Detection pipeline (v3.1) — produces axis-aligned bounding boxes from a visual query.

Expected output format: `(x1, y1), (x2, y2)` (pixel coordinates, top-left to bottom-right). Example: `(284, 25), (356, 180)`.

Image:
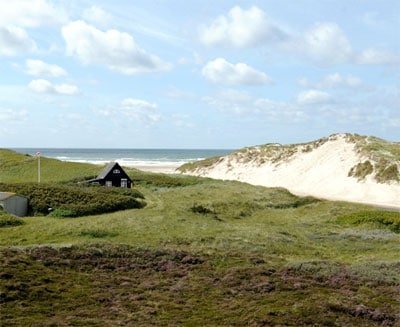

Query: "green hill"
(0, 149), (99, 183)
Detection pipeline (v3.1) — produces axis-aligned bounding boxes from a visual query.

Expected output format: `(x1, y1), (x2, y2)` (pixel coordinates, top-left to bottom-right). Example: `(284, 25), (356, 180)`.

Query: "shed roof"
(0, 192), (16, 201)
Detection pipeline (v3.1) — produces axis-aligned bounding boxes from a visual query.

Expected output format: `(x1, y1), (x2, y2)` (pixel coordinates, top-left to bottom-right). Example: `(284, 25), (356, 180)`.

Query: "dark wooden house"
(88, 162), (132, 188)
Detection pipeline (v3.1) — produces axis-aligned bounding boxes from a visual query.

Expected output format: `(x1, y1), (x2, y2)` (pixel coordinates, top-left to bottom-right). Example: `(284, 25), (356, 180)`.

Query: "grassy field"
(1, 149), (399, 325)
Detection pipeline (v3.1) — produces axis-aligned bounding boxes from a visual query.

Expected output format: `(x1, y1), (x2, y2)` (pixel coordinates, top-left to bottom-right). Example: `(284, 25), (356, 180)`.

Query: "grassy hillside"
(0, 149), (99, 183)
(1, 149), (399, 325)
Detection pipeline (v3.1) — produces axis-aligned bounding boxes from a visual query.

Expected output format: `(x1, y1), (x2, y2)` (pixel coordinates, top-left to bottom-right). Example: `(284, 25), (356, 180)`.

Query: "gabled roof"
(0, 192), (16, 201)
(96, 162), (132, 181)
(97, 162), (118, 179)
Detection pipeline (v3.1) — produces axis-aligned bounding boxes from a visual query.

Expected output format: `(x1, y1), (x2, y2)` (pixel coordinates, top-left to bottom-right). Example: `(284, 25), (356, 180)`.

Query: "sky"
(0, 0), (399, 148)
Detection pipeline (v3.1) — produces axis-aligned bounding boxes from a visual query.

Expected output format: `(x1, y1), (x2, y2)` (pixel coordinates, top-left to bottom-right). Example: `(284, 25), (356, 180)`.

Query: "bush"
(375, 163), (399, 183)
(267, 196), (320, 209)
(0, 211), (25, 227)
(0, 183), (146, 217)
(348, 161), (373, 180)
(79, 229), (118, 238)
(338, 210), (400, 233)
(191, 204), (216, 215)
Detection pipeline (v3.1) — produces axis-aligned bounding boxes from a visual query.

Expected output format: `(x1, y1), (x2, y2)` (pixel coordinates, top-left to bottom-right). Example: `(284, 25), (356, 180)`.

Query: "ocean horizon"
(12, 148), (233, 167)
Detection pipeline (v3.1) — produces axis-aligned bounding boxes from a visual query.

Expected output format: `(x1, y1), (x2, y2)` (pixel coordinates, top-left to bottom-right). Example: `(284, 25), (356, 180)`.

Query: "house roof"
(96, 162), (132, 181)
(97, 162), (117, 179)
(0, 192), (16, 201)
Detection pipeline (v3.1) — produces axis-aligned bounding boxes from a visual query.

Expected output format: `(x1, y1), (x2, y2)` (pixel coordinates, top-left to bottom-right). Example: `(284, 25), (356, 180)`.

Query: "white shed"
(0, 192), (28, 217)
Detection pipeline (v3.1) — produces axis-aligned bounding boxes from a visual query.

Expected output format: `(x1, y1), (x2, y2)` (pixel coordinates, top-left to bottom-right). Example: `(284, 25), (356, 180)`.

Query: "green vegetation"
(0, 183), (145, 217)
(338, 210), (400, 233)
(0, 149), (99, 183)
(0, 149), (399, 325)
(0, 211), (25, 228)
(351, 136), (400, 183)
(375, 162), (399, 183)
(348, 160), (374, 180)
(128, 168), (204, 187)
(177, 156), (223, 173)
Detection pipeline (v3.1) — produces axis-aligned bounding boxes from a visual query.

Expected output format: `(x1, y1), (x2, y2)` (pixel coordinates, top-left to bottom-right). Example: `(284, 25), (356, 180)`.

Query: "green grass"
(0, 149), (99, 183)
(1, 149), (400, 325)
(338, 210), (400, 233)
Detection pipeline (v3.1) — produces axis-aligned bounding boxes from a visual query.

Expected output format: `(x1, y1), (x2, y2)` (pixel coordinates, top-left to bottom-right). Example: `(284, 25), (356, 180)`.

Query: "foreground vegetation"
(0, 183), (145, 217)
(0, 149), (399, 325)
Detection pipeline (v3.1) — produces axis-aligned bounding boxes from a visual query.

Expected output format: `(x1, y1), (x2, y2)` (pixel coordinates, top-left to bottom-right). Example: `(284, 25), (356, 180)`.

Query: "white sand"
(131, 164), (180, 174)
(185, 135), (400, 209)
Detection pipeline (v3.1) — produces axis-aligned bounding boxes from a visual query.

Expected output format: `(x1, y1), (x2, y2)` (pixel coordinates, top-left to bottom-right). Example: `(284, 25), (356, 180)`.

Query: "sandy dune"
(184, 134), (400, 208)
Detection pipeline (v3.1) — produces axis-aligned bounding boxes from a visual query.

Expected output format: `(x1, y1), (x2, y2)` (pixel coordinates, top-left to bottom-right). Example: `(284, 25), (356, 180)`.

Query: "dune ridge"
(180, 133), (400, 208)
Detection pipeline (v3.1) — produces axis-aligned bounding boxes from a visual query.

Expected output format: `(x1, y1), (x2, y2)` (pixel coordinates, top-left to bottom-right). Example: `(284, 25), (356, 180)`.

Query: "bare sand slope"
(182, 134), (400, 208)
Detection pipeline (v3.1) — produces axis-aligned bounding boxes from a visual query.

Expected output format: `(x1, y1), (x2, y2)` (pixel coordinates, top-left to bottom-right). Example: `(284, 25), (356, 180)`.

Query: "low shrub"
(191, 204), (216, 215)
(375, 163), (399, 183)
(267, 196), (320, 209)
(0, 183), (146, 217)
(338, 210), (400, 233)
(0, 211), (25, 227)
(348, 161), (374, 180)
(79, 229), (118, 238)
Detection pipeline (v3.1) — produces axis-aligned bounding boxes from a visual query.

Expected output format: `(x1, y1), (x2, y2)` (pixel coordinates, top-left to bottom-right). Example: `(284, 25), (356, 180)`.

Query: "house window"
(113, 169), (120, 174)
(105, 181), (112, 187)
(121, 179), (128, 188)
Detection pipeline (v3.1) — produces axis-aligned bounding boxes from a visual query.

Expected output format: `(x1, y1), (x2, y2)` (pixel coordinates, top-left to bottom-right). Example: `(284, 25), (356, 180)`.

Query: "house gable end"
(102, 163), (132, 182)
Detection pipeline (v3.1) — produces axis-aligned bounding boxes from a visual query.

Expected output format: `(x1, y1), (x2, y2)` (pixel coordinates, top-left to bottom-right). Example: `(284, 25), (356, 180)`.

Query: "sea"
(12, 148), (233, 168)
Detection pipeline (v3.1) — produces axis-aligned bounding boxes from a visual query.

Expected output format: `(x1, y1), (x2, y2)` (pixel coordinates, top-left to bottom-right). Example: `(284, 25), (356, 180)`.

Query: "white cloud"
(202, 58), (272, 86)
(295, 23), (398, 67)
(301, 23), (353, 64)
(203, 89), (254, 114)
(0, 108), (28, 122)
(356, 48), (400, 65)
(297, 90), (332, 105)
(120, 98), (160, 123)
(62, 20), (171, 75)
(200, 6), (285, 48)
(203, 89), (306, 121)
(28, 79), (79, 96)
(82, 6), (112, 27)
(25, 59), (67, 77)
(0, 26), (37, 56)
(0, 0), (67, 27)
(299, 73), (363, 89)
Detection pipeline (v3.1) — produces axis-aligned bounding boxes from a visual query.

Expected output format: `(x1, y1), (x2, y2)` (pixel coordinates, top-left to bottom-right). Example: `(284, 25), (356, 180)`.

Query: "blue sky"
(0, 0), (399, 148)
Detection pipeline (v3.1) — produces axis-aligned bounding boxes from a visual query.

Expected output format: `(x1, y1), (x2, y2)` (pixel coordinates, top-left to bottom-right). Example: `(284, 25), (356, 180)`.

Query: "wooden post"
(36, 152), (41, 183)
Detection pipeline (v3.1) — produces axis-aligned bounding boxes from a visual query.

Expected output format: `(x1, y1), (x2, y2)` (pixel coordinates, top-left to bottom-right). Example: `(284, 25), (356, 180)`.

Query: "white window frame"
(105, 181), (112, 187)
(113, 169), (120, 174)
(121, 179), (128, 188)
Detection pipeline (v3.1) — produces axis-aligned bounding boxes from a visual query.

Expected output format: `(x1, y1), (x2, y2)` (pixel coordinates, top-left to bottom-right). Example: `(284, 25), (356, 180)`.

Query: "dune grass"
(1, 149), (400, 325)
(0, 149), (99, 183)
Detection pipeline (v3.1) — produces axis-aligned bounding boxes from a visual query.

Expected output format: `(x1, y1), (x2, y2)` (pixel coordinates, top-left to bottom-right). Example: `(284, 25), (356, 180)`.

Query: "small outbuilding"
(88, 162), (133, 188)
(0, 192), (28, 217)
